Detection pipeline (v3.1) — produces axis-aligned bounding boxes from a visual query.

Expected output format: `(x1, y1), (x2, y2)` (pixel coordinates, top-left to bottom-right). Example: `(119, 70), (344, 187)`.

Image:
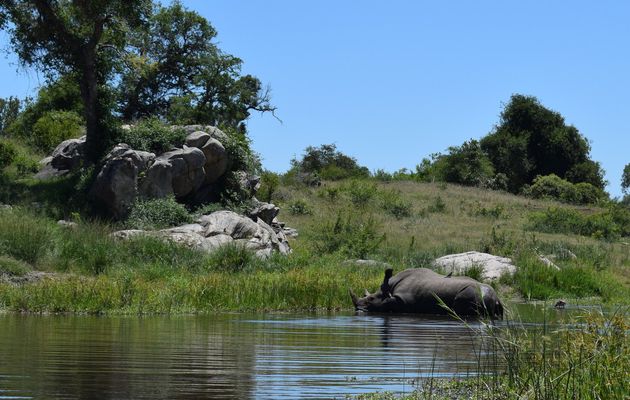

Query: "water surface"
(0, 305), (584, 399)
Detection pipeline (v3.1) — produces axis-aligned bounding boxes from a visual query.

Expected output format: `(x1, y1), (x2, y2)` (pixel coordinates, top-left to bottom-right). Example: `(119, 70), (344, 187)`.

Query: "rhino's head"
(350, 268), (399, 312)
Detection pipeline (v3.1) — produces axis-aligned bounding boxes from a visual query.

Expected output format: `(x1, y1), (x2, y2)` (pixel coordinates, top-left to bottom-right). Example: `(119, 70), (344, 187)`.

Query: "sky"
(1, 1), (629, 197)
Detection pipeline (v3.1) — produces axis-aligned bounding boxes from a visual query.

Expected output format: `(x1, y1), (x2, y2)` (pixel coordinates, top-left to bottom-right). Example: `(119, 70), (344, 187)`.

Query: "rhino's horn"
(364, 289), (370, 297)
(349, 289), (358, 307)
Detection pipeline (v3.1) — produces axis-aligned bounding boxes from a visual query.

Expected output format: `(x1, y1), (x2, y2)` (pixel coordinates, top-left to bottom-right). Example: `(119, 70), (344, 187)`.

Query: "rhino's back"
(389, 268), (483, 314)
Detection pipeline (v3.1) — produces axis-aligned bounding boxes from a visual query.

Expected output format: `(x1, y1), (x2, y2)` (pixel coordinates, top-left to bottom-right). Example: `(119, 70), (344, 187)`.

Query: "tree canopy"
(480, 94), (605, 192)
(1, 0), (152, 161)
(622, 163), (630, 195)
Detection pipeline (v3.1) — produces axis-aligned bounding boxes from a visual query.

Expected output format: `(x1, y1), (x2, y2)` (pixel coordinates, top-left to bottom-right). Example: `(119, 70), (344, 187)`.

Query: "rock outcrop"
(432, 251), (516, 281)
(112, 210), (291, 258)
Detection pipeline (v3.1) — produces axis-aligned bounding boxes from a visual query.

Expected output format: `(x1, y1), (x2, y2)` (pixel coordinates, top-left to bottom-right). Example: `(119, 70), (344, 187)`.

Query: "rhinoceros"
(350, 268), (503, 319)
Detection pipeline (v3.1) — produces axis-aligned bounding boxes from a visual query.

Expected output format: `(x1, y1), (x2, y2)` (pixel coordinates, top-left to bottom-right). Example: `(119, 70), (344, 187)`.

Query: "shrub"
(116, 118), (186, 154)
(313, 211), (385, 258)
(373, 169), (392, 182)
(427, 196), (446, 213)
(31, 110), (83, 152)
(258, 171), (280, 203)
(345, 180), (377, 207)
(379, 190), (412, 219)
(527, 206), (630, 240)
(0, 140), (17, 169)
(524, 174), (604, 205)
(127, 197), (192, 230)
(288, 199), (312, 216)
(291, 143), (369, 181)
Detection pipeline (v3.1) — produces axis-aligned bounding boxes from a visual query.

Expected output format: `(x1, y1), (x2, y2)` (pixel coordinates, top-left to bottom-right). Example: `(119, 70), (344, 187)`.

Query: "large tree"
(118, 1), (275, 132)
(1, 0), (151, 161)
(481, 94), (605, 192)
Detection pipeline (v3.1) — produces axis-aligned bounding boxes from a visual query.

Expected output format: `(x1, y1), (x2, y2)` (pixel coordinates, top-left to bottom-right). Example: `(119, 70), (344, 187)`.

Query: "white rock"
(433, 251), (516, 281)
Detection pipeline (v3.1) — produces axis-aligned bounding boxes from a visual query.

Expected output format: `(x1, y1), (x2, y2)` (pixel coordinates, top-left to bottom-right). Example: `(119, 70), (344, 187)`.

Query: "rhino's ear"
(364, 289), (371, 297)
(349, 289), (359, 307)
(381, 268), (393, 295)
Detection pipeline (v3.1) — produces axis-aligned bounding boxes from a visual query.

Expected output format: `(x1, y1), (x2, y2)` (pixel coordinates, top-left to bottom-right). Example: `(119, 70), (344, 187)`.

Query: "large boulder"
(139, 146), (206, 199)
(432, 251), (516, 281)
(104, 143), (155, 172)
(112, 210), (291, 258)
(185, 131), (228, 184)
(247, 201), (280, 225)
(90, 157), (138, 219)
(235, 171), (261, 197)
(50, 137), (86, 171)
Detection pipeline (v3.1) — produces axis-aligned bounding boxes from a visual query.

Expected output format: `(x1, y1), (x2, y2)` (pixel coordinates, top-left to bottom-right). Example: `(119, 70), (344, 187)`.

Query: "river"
(0, 304), (587, 399)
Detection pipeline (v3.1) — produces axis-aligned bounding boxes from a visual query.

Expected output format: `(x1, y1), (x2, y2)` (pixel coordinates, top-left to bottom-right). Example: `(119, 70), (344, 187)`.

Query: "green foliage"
(258, 171), (280, 203)
(288, 199), (313, 216)
(119, 2), (274, 131)
(220, 127), (261, 173)
(31, 110), (83, 152)
(379, 189), (412, 219)
(481, 94), (606, 192)
(345, 180), (377, 207)
(313, 211), (385, 258)
(527, 206), (630, 240)
(291, 144), (369, 181)
(427, 196), (446, 213)
(523, 174), (605, 205)
(622, 163), (630, 195)
(127, 197), (192, 230)
(0, 96), (22, 136)
(373, 169), (393, 182)
(207, 243), (256, 273)
(0, 208), (53, 265)
(438, 139), (495, 186)
(471, 202), (506, 219)
(0, 139), (17, 169)
(116, 118), (185, 154)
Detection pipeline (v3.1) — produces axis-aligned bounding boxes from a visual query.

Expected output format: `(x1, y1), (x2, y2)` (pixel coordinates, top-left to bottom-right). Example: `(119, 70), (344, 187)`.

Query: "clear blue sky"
(1, 1), (628, 196)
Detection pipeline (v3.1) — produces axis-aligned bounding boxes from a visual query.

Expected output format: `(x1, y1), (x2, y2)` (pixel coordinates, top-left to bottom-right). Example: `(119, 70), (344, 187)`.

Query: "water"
(0, 305), (585, 399)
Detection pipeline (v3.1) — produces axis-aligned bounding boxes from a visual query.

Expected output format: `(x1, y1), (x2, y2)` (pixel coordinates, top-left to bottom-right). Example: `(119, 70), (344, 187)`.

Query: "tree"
(0, 97), (22, 136)
(1, 0), (151, 161)
(118, 1), (274, 132)
(291, 144), (369, 180)
(481, 95), (605, 192)
(438, 139), (495, 186)
(622, 163), (630, 195)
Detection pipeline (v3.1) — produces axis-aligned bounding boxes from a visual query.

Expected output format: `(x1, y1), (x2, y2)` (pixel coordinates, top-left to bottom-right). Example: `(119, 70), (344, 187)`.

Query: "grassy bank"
(1, 179), (629, 313)
(353, 309), (629, 400)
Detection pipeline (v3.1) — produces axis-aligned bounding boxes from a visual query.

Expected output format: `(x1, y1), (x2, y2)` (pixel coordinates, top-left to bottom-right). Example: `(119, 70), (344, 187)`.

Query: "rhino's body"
(351, 268), (503, 319)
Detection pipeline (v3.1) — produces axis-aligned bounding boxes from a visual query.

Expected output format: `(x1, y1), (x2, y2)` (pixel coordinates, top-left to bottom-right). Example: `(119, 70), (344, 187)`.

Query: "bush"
(258, 171), (279, 203)
(373, 169), (392, 182)
(345, 180), (377, 207)
(31, 110), (83, 152)
(291, 143), (369, 181)
(427, 196), (446, 213)
(221, 128), (261, 174)
(527, 206), (630, 240)
(116, 118), (186, 154)
(379, 190), (412, 219)
(0, 140), (17, 169)
(127, 197), (192, 230)
(313, 211), (385, 258)
(524, 174), (604, 205)
(288, 199), (313, 216)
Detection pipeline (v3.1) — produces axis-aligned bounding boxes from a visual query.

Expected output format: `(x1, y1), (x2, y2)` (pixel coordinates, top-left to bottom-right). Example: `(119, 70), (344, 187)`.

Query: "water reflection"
(0, 307), (584, 399)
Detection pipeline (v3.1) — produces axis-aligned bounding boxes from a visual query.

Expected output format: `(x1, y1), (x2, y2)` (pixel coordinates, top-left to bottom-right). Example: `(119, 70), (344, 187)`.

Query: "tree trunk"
(81, 48), (102, 164)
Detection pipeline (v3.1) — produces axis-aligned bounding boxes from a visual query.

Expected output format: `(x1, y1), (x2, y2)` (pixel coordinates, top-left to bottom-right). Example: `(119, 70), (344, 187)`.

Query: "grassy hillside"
(1, 177), (628, 313)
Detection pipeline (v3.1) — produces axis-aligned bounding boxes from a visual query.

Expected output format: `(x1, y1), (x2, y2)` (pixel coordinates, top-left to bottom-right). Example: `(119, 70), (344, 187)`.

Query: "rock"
(50, 137), (85, 170)
(185, 131), (211, 148)
(0, 204), (12, 210)
(112, 210), (291, 258)
(248, 201), (280, 225)
(177, 125), (228, 143)
(90, 157), (138, 219)
(538, 255), (560, 270)
(343, 259), (392, 269)
(104, 143), (155, 173)
(235, 171), (261, 197)
(283, 227), (299, 238)
(139, 146), (206, 199)
(57, 220), (78, 229)
(432, 251), (516, 281)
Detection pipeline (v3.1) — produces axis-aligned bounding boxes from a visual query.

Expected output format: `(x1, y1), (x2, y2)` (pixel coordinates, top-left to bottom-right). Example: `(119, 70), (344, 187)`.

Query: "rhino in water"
(350, 268), (503, 319)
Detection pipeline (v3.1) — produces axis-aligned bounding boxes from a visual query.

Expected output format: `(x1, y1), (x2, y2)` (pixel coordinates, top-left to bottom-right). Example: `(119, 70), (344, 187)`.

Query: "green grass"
(0, 178), (628, 313)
